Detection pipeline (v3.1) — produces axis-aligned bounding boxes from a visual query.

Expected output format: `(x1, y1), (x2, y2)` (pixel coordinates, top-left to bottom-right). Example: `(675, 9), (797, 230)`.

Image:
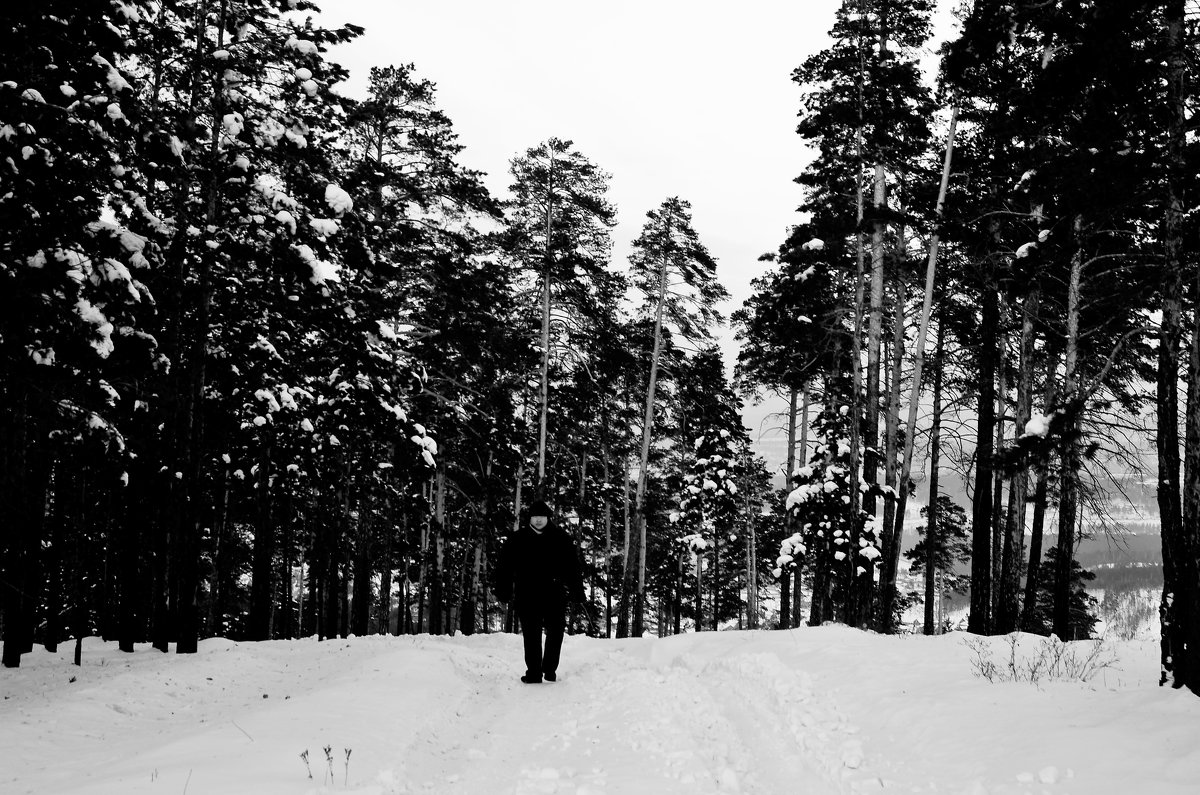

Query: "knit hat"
(527, 499), (553, 518)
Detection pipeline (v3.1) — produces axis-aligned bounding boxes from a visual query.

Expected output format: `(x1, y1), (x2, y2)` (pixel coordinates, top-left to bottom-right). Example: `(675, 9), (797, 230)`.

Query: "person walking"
(494, 499), (587, 684)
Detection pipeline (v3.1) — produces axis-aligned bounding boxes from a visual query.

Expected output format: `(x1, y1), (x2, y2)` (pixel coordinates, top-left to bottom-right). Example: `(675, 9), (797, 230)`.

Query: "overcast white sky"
(321, 1), (839, 315)
(315, 0), (848, 452)
(315, 1), (959, 469)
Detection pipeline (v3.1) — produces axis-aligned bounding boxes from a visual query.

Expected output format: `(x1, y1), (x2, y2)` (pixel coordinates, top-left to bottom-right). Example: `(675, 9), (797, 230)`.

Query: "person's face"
(530, 515), (549, 532)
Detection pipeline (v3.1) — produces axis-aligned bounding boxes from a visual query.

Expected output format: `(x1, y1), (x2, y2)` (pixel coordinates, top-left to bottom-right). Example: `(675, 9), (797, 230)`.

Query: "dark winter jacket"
(494, 521), (586, 605)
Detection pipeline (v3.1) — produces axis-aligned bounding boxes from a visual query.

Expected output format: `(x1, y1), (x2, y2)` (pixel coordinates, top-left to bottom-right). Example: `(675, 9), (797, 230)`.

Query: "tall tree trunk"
(321, 514), (341, 641)
(1177, 263), (1200, 691)
(745, 450), (759, 629)
(602, 433), (613, 637)
(208, 466), (231, 637)
(249, 439), (275, 640)
(633, 238), (672, 638)
(175, 0), (232, 656)
(779, 387), (798, 629)
(877, 279), (906, 630)
(865, 161), (887, 520)
(117, 478), (146, 652)
(1021, 362), (1058, 632)
(278, 481), (294, 640)
(924, 321), (945, 635)
(705, 533), (715, 634)
(617, 458), (633, 638)
(891, 105), (958, 632)
(43, 466), (63, 654)
(150, 484), (170, 652)
(845, 22), (870, 629)
(1, 392), (50, 668)
(1053, 226), (1084, 641)
(340, 558), (351, 639)
(416, 480), (431, 633)
(537, 153), (556, 488)
(968, 278), (998, 635)
(1159, 0), (1198, 694)
(462, 541), (481, 636)
(790, 385), (810, 628)
(351, 489), (374, 637)
(997, 286), (1039, 633)
(430, 470), (447, 635)
(991, 340), (1007, 622)
(864, 4), (893, 529)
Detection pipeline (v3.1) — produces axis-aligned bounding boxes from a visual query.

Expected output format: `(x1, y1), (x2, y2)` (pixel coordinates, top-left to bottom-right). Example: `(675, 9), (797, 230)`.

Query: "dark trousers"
(517, 590), (566, 677)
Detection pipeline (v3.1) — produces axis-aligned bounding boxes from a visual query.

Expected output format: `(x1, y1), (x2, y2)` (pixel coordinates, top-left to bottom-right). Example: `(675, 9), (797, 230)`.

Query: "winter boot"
(520, 673), (542, 684)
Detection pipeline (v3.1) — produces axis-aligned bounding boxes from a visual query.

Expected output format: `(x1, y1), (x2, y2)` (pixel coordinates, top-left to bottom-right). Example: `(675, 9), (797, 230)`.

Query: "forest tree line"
(0, 0), (780, 669)
(3, 1), (1200, 697)
(735, 0), (1200, 695)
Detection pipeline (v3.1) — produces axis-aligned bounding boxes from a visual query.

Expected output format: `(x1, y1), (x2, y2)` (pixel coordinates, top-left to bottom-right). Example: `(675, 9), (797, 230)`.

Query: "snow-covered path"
(400, 639), (865, 794)
(2, 628), (1197, 794)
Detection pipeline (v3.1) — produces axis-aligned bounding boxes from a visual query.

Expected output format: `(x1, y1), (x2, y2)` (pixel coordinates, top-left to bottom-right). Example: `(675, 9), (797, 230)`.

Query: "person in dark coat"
(494, 499), (586, 684)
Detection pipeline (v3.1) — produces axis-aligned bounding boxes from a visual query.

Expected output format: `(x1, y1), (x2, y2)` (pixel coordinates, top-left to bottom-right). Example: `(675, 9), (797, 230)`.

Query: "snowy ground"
(2, 627), (1196, 795)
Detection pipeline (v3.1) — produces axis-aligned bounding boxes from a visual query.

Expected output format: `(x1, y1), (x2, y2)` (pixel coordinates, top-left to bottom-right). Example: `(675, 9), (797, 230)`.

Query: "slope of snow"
(0, 628), (1193, 794)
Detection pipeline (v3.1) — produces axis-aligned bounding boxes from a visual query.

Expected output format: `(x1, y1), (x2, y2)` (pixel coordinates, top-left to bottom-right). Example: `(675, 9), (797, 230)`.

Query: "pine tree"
(0, 0), (156, 668)
(785, 384), (887, 626)
(734, 226), (846, 625)
(673, 348), (749, 631)
(905, 495), (972, 629)
(1156, 0), (1200, 695)
(790, 0), (936, 630)
(504, 138), (616, 491)
(626, 197), (728, 636)
(941, 0), (1161, 637)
